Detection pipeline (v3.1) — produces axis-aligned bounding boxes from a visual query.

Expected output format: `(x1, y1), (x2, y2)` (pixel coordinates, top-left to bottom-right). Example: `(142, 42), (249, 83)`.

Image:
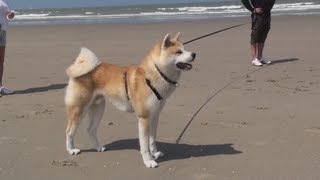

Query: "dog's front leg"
(149, 113), (164, 160)
(138, 116), (158, 168)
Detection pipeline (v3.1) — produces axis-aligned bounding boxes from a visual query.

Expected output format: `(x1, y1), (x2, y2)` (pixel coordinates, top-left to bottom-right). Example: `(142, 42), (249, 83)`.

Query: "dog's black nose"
(191, 53), (196, 59)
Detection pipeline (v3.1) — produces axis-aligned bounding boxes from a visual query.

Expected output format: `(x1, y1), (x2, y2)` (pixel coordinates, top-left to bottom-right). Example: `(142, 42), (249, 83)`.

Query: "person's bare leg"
(0, 46), (5, 87)
(257, 43), (265, 60)
(250, 42), (263, 66)
(250, 43), (257, 60)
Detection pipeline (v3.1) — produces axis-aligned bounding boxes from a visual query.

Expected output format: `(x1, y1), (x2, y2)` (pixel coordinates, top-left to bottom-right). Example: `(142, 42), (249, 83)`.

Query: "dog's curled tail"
(66, 47), (102, 78)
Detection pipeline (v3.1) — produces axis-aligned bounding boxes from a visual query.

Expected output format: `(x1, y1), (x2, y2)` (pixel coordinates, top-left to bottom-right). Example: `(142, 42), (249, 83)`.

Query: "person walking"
(0, 0), (14, 96)
(249, 0), (276, 66)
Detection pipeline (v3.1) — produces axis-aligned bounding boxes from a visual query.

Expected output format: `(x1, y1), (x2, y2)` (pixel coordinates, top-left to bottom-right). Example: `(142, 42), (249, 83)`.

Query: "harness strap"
(125, 71), (163, 101)
(145, 79), (163, 101)
(124, 71), (130, 101)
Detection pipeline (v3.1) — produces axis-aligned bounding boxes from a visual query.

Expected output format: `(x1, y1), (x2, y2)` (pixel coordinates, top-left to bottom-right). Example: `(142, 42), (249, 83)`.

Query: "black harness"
(154, 64), (178, 86)
(124, 71), (130, 101)
(124, 64), (178, 102)
(145, 78), (163, 101)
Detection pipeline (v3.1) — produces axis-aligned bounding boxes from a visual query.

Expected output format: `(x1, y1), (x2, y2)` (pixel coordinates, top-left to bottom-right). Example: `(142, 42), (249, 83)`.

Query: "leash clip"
(175, 82), (180, 87)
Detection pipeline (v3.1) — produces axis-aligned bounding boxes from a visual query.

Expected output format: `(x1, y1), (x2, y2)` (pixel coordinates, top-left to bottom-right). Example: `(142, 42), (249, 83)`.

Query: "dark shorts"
(0, 30), (6, 46)
(250, 13), (271, 44)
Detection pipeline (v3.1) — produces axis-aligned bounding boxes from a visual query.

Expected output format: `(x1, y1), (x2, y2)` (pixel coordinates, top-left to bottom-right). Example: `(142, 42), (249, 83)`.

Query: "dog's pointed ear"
(174, 32), (181, 41)
(162, 33), (171, 49)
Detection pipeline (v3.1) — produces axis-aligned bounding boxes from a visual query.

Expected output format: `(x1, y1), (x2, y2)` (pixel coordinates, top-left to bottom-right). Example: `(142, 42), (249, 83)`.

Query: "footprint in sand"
(294, 86), (309, 92)
(307, 68), (320, 72)
(309, 81), (319, 86)
(0, 136), (27, 145)
(245, 88), (256, 92)
(246, 79), (255, 83)
(267, 79), (278, 83)
(274, 84), (310, 93)
(305, 127), (320, 134)
(219, 121), (248, 128)
(216, 110), (224, 115)
(252, 106), (269, 111)
(51, 160), (79, 167)
(16, 115), (26, 118)
(34, 109), (54, 115)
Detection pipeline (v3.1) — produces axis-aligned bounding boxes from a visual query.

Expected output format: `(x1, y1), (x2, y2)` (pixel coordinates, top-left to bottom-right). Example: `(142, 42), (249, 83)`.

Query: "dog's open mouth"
(176, 62), (193, 71)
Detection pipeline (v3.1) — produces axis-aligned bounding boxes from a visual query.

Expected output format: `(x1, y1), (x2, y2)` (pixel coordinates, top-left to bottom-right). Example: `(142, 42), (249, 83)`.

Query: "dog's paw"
(96, 145), (106, 152)
(152, 151), (165, 160)
(67, 148), (81, 155)
(144, 160), (158, 168)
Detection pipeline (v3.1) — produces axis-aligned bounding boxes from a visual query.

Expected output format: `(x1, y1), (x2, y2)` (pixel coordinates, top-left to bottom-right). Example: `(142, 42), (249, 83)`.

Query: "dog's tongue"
(184, 63), (193, 70)
(177, 62), (193, 71)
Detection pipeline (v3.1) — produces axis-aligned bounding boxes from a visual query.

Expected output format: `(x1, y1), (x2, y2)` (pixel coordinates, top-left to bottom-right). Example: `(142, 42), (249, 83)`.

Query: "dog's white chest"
(107, 96), (133, 112)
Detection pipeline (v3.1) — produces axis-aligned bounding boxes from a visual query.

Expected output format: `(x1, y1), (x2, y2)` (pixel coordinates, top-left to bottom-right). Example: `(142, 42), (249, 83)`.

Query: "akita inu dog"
(65, 33), (196, 168)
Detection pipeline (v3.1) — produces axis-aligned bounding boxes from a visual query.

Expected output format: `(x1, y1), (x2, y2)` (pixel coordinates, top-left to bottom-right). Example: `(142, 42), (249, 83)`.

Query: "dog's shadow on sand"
(84, 139), (242, 162)
(13, 83), (67, 95)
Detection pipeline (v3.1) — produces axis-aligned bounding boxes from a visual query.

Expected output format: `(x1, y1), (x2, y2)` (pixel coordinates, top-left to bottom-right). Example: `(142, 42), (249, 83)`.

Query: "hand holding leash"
(254, 8), (264, 14)
(7, 10), (15, 19)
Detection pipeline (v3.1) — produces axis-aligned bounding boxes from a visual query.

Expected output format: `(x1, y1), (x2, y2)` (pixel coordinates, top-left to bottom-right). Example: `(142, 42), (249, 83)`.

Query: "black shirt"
(251, 0), (276, 16)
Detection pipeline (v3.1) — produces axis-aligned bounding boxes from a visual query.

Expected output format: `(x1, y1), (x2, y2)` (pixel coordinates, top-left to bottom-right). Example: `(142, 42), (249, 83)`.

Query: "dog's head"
(157, 33), (196, 71)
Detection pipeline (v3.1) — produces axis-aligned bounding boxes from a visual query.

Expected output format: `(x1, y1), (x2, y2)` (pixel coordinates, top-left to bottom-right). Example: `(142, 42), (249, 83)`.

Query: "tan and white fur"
(65, 33), (196, 168)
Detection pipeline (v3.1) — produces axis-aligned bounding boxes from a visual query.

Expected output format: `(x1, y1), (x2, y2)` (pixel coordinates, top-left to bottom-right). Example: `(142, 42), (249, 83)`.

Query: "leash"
(175, 66), (269, 144)
(182, 22), (250, 45)
(175, 22), (255, 144)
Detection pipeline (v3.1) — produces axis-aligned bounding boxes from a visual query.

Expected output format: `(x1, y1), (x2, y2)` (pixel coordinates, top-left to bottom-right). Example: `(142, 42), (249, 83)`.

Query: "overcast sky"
(8, 0), (201, 10)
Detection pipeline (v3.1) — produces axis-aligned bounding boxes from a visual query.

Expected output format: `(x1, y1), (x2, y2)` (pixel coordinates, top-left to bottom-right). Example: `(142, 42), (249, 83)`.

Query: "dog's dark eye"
(176, 50), (183, 54)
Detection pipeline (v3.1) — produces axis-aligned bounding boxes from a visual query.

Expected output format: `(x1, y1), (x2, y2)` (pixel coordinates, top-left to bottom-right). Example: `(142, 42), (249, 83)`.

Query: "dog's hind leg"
(138, 116), (158, 168)
(87, 95), (106, 152)
(66, 105), (86, 155)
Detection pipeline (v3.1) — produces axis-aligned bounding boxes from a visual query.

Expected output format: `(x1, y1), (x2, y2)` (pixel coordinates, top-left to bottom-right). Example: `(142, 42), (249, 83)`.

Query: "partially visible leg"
(138, 116), (158, 168)
(0, 46), (5, 87)
(257, 16), (270, 61)
(250, 42), (263, 66)
(250, 13), (258, 61)
(87, 96), (106, 152)
(257, 43), (265, 60)
(66, 105), (85, 155)
(250, 43), (257, 60)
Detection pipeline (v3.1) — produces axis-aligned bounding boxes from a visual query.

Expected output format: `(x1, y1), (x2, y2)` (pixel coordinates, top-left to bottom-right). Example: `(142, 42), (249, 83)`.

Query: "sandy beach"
(1, 15), (320, 179)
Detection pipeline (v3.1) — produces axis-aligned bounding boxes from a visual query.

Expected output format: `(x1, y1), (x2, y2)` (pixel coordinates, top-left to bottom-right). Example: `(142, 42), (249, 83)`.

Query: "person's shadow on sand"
(270, 58), (299, 65)
(13, 83), (67, 94)
(83, 139), (242, 162)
